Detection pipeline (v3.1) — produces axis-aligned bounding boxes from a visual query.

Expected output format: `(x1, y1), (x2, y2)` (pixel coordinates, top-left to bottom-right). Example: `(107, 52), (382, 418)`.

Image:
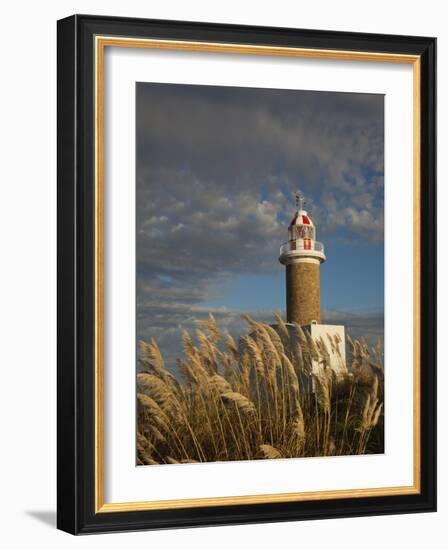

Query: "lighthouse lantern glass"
(289, 224), (316, 241)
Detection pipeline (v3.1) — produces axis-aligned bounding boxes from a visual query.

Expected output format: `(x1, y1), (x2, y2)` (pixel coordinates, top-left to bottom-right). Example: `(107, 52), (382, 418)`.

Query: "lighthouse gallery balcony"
(279, 239), (326, 264)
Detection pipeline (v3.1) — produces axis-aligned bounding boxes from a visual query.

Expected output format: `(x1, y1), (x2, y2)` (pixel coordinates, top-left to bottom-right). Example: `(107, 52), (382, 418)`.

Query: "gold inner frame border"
(94, 35), (421, 513)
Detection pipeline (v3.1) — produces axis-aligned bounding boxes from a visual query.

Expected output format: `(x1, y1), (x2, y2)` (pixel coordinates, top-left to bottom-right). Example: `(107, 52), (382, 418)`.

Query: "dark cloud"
(322, 309), (384, 345)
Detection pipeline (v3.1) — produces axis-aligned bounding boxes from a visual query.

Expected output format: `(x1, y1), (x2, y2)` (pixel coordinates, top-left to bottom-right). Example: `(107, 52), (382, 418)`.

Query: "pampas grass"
(136, 315), (384, 465)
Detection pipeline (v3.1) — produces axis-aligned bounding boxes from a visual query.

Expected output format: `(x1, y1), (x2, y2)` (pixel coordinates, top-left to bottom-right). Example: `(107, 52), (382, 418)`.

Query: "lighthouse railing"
(279, 240), (325, 256)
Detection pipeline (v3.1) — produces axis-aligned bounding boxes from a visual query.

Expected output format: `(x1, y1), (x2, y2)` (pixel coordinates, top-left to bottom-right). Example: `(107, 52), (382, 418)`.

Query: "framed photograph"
(57, 15), (436, 534)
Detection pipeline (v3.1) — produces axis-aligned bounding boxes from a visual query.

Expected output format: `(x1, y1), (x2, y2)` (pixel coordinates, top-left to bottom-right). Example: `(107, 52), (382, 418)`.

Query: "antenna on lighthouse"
(295, 191), (305, 212)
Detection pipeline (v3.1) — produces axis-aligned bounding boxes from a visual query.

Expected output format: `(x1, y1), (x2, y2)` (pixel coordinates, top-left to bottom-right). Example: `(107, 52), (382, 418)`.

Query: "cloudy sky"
(136, 82), (384, 371)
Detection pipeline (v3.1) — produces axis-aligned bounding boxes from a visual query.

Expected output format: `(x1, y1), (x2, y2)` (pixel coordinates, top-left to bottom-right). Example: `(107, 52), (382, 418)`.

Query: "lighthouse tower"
(277, 192), (347, 378)
(279, 193), (326, 326)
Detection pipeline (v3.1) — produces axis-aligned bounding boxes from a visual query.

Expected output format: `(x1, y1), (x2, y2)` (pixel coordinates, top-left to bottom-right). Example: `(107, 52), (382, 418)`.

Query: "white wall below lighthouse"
(302, 323), (348, 379)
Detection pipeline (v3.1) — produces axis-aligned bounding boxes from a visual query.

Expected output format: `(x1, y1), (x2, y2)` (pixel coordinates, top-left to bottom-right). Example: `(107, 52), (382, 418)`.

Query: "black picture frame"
(57, 14), (436, 534)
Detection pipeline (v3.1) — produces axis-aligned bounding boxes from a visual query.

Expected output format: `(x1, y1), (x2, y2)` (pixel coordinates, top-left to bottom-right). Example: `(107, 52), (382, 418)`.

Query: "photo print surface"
(136, 83), (384, 466)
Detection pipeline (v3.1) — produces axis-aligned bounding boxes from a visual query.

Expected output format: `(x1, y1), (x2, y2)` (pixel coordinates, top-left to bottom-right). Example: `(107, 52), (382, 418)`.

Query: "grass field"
(136, 315), (384, 465)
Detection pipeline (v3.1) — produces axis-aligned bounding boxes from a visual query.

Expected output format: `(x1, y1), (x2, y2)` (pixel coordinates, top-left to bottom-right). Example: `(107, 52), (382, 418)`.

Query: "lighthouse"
(278, 192), (348, 378)
(279, 193), (326, 325)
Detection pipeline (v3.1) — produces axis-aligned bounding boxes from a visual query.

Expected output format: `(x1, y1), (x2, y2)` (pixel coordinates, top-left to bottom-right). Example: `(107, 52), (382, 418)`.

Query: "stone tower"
(279, 193), (326, 325)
